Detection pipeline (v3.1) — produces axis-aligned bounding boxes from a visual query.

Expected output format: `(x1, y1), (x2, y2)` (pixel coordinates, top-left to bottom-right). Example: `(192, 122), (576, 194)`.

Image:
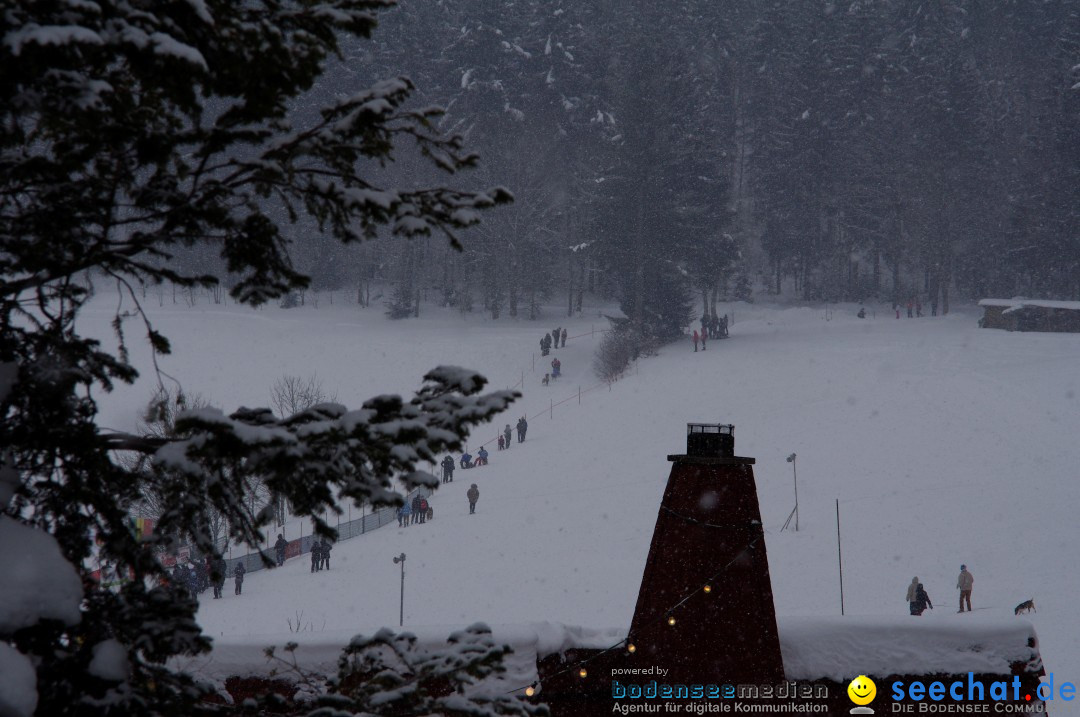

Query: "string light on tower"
(502, 537), (761, 697)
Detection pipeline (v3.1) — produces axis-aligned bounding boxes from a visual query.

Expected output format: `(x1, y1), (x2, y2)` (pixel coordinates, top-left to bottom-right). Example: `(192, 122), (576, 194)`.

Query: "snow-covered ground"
(82, 291), (1080, 707)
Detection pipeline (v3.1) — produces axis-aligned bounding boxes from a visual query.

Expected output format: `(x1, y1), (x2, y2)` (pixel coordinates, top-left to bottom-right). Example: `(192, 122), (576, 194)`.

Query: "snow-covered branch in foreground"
(150, 368), (518, 560)
(298, 623), (548, 717)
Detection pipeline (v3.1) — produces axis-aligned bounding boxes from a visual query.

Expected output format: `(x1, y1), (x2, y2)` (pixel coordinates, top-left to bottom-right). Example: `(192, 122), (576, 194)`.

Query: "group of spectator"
(540, 327), (567, 356)
(310, 538), (333, 572)
(171, 555), (245, 599)
(396, 492), (432, 527)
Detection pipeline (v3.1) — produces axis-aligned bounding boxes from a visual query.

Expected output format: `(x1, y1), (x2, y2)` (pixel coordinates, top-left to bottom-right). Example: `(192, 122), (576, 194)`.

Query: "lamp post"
(786, 453), (799, 531)
(392, 553), (406, 626)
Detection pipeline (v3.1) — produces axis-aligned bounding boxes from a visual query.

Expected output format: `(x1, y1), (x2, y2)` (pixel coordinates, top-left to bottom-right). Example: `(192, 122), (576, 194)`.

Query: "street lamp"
(786, 453), (799, 531)
(392, 552), (406, 626)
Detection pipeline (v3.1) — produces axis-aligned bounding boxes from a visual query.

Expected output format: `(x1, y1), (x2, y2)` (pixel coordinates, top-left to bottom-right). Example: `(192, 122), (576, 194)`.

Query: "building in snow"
(979, 298), (1080, 333)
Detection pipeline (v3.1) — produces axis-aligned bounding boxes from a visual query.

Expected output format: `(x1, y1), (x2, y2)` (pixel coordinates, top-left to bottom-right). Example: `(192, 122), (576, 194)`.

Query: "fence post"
(532, 353), (535, 371)
(578, 386), (581, 404)
(550, 398), (553, 419)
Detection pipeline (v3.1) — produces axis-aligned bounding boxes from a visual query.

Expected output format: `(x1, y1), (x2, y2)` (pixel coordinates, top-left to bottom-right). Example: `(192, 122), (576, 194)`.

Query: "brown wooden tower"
(536, 424), (785, 713)
(627, 423), (784, 683)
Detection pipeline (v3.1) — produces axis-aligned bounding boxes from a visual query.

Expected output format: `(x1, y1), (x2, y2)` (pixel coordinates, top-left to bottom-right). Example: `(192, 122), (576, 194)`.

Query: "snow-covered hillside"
(81, 293), (1080, 706)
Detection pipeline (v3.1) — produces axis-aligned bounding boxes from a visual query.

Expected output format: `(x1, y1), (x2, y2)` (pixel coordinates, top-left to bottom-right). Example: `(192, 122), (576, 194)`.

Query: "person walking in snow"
(233, 561), (246, 595)
(310, 541), (322, 572)
(517, 416), (528, 443)
(497, 434), (505, 450)
(957, 565), (974, 612)
(913, 583), (933, 616)
(460, 452), (473, 469)
(399, 501), (411, 527)
(561, 327), (567, 348)
(212, 557), (227, 599)
(274, 533), (288, 567)
(411, 494), (423, 524)
(906, 576), (920, 615)
(195, 559), (209, 594)
(916, 298), (923, 318)
(467, 483), (479, 514)
(320, 540), (332, 570)
(551, 357), (561, 378)
(692, 329), (699, 352)
(475, 446), (489, 466)
(700, 327), (707, 351)
(552, 327), (560, 346)
(504, 423), (512, 449)
(396, 504), (406, 527)
(907, 298), (914, 318)
(441, 454), (455, 483)
(185, 563), (200, 597)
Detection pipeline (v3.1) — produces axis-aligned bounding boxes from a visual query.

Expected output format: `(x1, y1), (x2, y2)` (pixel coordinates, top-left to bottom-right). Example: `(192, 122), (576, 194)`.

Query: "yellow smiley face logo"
(847, 675), (876, 705)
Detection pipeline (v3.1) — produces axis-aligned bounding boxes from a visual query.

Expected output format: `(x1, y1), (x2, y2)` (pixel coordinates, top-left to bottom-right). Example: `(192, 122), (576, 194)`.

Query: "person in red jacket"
(692, 329), (699, 352)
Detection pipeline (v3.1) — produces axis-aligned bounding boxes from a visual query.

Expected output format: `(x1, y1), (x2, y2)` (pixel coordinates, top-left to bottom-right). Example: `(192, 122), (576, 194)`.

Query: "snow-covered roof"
(779, 615), (1039, 681)
(978, 298), (1080, 311)
(185, 616), (1038, 693)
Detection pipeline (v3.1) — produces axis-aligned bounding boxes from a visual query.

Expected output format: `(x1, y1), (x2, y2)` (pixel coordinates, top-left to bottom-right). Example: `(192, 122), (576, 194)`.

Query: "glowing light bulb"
(579, 668), (588, 678)
(627, 643), (637, 653)
(703, 584), (712, 593)
(667, 615), (676, 626)
(525, 686), (536, 697)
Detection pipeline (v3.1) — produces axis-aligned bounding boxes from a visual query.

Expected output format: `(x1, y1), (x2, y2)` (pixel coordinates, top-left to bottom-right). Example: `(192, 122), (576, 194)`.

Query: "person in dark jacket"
(310, 541), (321, 572)
(195, 559), (209, 594)
(185, 563), (200, 597)
(503, 423), (512, 449)
(320, 540), (332, 570)
(233, 561), (246, 595)
(913, 583), (932, 616)
(274, 534), (288, 567)
(172, 564), (188, 595)
(417, 497), (428, 524)
(441, 454), (455, 483)
(517, 416), (528, 442)
(211, 557), (227, 599)
(411, 494), (423, 524)
(561, 327), (567, 348)
(467, 484), (479, 514)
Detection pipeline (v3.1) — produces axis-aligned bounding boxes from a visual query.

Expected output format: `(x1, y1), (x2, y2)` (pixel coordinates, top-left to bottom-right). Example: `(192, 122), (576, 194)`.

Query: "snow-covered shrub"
(593, 328), (638, 381)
